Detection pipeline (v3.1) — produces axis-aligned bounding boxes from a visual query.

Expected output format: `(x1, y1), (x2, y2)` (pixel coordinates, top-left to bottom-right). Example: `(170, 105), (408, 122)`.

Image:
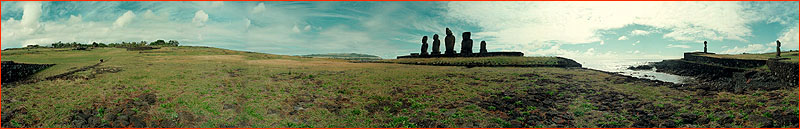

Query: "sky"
(2, 1), (798, 62)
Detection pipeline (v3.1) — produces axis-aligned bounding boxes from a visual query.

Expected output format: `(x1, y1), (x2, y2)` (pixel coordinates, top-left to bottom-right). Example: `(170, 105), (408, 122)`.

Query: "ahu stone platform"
(397, 52), (523, 59)
(399, 27), (524, 59)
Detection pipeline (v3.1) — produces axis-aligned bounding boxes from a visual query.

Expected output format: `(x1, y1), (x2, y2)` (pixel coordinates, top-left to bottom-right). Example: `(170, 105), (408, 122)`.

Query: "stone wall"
(2, 61), (55, 84)
(683, 53), (766, 68)
(651, 59), (746, 78)
(767, 60), (799, 83)
(398, 52), (523, 59)
(125, 46), (160, 51)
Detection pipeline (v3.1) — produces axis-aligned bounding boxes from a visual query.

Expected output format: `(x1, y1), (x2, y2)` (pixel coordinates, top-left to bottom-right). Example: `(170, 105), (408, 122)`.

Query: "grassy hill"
(301, 53), (382, 61)
(1, 46), (797, 128)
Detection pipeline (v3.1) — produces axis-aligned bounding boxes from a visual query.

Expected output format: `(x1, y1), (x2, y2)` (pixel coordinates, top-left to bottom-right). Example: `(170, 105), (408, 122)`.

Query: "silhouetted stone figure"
(421, 36), (429, 55)
(703, 41), (708, 53)
(444, 28), (456, 55)
(460, 32), (473, 55)
(432, 34), (441, 55)
(480, 41), (488, 53)
(776, 40), (782, 57)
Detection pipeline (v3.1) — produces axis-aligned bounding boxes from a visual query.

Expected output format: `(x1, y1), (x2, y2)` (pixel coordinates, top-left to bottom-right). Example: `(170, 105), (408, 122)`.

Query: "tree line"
(26, 40), (179, 49)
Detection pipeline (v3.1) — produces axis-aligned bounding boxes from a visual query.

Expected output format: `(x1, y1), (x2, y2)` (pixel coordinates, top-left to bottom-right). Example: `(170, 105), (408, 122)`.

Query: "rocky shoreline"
(632, 58), (798, 94)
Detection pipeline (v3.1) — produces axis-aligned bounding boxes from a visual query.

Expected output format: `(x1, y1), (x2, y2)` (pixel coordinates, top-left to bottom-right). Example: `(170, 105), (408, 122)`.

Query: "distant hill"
(301, 53), (382, 61)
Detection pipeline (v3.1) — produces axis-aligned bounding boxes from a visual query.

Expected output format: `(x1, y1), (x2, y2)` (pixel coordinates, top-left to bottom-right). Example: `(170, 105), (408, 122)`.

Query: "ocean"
(575, 58), (693, 84)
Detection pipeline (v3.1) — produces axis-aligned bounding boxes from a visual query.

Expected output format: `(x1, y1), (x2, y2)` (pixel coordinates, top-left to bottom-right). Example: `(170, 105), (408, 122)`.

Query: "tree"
(149, 40), (167, 46)
(167, 40), (179, 46)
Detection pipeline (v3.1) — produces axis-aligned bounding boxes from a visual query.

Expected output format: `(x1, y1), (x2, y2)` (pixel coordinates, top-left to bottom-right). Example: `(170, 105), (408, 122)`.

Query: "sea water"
(575, 58), (692, 84)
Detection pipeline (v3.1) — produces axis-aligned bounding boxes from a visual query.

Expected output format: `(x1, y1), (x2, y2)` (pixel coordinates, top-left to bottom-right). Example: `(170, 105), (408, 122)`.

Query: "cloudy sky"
(2, 1), (798, 61)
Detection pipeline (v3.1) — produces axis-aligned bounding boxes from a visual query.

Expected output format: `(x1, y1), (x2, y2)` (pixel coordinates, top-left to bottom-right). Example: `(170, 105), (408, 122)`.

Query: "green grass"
(1, 47), (796, 128)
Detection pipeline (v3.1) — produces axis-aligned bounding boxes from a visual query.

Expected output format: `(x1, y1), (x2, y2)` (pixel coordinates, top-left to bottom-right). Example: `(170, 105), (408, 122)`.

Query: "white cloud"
(192, 10), (209, 27)
(292, 24), (301, 33)
(210, 1), (224, 8)
(720, 44), (772, 54)
(67, 15), (82, 24)
(630, 29), (650, 36)
(140, 10), (169, 22)
(617, 36), (628, 40)
(20, 1), (41, 30)
(0, 2), (427, 59)
(445, 1), (766, 51)
(7, 1), (44, 36)
(777, 24), (799, 50)
(244, 18), (251, 29)
(113, 11), (135, 28)
(252, 3), (267, 14)
(633, 40), (640, 46)
(666, 44), (691, 48)
(2, 1), (795, 60)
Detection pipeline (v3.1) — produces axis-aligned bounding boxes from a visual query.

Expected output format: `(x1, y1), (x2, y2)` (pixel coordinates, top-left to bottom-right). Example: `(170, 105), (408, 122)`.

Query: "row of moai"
(703, 40), (783, 58)
(420, 28), (488, 56)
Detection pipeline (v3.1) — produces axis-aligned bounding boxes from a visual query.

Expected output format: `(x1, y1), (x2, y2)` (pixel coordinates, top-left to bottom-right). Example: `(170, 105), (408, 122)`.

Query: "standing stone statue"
(776, 40), (782, 57)
(421, 36), (429, 55)
(703, 41), (708, 53)
(480, 41), (488, 53)
(460, 32), (473, 55)
(432, 34), (441, 55)
(444, 28), (456, 55)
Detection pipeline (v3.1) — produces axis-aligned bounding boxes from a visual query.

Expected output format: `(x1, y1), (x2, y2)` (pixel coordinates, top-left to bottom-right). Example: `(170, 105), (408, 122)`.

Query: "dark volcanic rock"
(651, 59), (744, 79)
(627, 65), (653, 70)
(1, 61), (55, 85)
(652, 58), (797, 93)
(126, 46), (159, 51)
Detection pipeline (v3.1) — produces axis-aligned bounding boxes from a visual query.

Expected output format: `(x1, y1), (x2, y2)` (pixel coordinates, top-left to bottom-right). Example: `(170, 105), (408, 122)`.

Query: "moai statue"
(703, 41), (708, 53)
(431, 34), (441, 55)
(776, 40), (782, 57)
(421, 36), (429, 55)
(480, 41), (488, 53)
(444, 28), (456, 55)
(460, 32), (473, 55)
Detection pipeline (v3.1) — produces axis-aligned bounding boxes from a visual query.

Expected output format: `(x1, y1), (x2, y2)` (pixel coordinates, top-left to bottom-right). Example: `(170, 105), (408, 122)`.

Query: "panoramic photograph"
(1, 1), (799, 128)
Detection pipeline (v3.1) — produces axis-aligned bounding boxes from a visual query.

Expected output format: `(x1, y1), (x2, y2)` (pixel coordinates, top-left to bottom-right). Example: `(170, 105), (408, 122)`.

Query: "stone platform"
(397, 52), (523, 59)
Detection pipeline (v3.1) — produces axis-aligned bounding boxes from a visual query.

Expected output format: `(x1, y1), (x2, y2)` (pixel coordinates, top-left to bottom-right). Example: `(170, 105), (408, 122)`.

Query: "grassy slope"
(1, 47), (797, 128)
(301, 53), (382, 61)
(302, 53), (380, 58)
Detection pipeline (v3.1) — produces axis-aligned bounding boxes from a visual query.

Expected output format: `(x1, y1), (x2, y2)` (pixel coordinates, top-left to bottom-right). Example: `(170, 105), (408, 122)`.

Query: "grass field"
(1, 47), (797, 128)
